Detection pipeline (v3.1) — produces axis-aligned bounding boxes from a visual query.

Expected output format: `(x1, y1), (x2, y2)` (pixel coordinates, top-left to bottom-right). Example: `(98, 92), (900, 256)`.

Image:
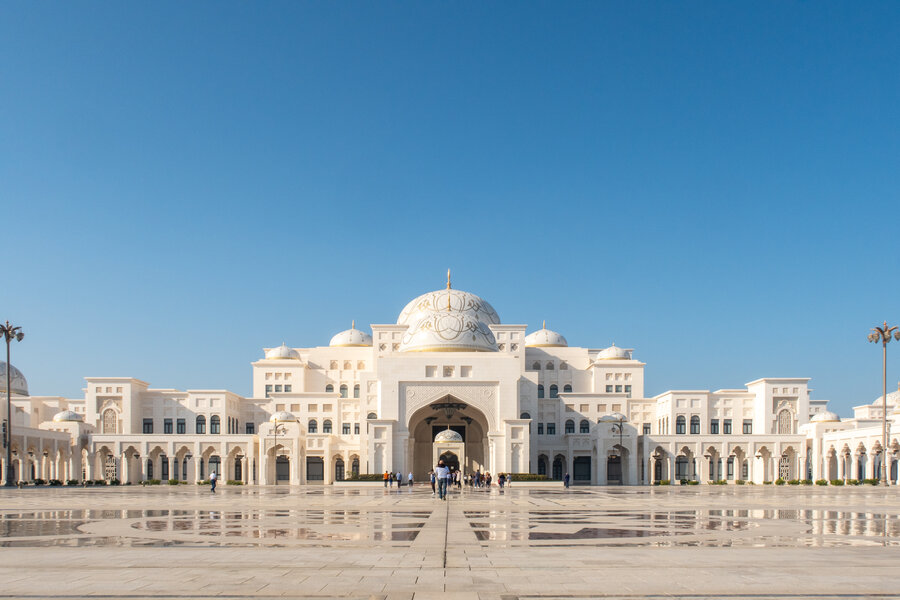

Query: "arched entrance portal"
(408, 396), (489, 480)
(439, 451), (460, 472)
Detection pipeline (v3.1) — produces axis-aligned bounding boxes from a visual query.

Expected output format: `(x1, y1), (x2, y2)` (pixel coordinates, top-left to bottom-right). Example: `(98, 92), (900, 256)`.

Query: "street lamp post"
(868, 321), (900, 485)
(1, 321), (25, 488)
(599, 413), (627, 485)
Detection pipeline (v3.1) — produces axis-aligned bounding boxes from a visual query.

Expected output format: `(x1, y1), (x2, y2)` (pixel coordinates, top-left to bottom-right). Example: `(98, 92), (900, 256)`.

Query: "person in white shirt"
(435, 461), (450, 500)
(407, 472), (414, 489)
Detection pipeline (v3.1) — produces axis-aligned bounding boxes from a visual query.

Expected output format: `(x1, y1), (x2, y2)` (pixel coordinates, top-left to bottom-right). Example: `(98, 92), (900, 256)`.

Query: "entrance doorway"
(607, 455), (622, 484)
(275, 455), (290, 482)
(439, 451), (460, 473)
(552, 455), (564, 480)
(306, 457), (324, 482)
(573, 456), (591, 483)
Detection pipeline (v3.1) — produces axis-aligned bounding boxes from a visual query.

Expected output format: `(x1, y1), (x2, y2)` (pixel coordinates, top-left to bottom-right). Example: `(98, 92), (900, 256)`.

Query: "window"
(460, 366), (472, 377)
(323, 420), (332, 434)
(325, 384), (334, 393)
(580, 420), (590, 433)
(537, 385), (545, 399)
(265, 384), (273, 396)
(520, 412), (531, 419)
(690, 415), (700, 434)
(275, 385), (282, 392)
(425, 365), (437, 377)
(605, 385), (613, 393)
(549, 384), (559, 398)
(210, 415), (221, 434)
(353, 384), (360, 398)
(624, 385), (632, 396)
(308, 420), (318, 433)
(565, 419), (575, 434)
(343, 423), (351, 435)
(142, 419), (153, 434)
(615, 385), (622, 393)
(560, 361), (568, 370)
(354, 423), (360, 434)
(339, 385), (348, 398)
(563, 384), (572, 393)
(675, 416), (686, 435)
(642, 423), (651, 435)
(443, 366), (455, 377)
(176, 418), (186, 434)
(776, 409), (792, 434)
(196, 415), (206, 434)
(284, 385), (292, 392)
(367, 412), (377, 419)
(710, 419), (719, 434)
(532, 361), (541, 370)
(547, 423), (556, 435)
(246, 423), (255, 434)
(723, 419), (732, 434)
(164, 418), (173, 434)
(545, 361), (554, 370)
(742, 420), (752, 434)
(537, 423), (544, 435)
(727, 457), (734, 478)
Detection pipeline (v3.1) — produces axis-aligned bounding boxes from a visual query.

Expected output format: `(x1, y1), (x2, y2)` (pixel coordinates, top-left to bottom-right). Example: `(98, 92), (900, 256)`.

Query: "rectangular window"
(425, 366), (437, 377)
(642, 423), (651, 435)
(342, 423), (351, 435)
(723, 419), (732, 434)
(547, 423), (556, 435)
(710, 419), (719, 434)
(245, 423), (255, 434)
(624, 385), (632, 397)
(460, 366), (472, 377)
(605, 385), (613, 393)
(565, 404), (574, 412)
(742, 461), (749, 479)
(354, 423), (360, 434)
(164, 418), (173, 434)
(727, 457), (734, 478)
(612, 404), (621, 412)
(742, 420), (752, 434)
(579, 404), (589, 413)
(443, 366), (455, 377)
(265, 384), (273, 396)
(275, 385), (282, 392)
(176, 418), (186, 434)
(598, 404), (607, 412)
(284, 385), (292, 392)
(537, 423), (544, 435)
(615, 385), (622, 393)
(142, 419), (153, 434)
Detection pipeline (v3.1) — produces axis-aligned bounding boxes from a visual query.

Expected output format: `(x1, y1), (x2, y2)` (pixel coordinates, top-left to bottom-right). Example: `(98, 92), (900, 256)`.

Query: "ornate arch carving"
(402, 383), (498, 431)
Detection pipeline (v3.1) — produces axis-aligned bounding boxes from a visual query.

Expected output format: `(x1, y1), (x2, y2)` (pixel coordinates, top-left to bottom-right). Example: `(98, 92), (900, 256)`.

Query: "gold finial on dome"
(352, 319), (355, 329)
(542, 320), (546, 330)
(447, 268), (451, 290)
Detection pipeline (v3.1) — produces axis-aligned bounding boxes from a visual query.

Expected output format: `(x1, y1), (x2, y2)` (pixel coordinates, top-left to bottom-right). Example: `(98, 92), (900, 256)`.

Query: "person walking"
(388, 470), (393, 488)
(407, 472), (414, 488)
(395, 471), (402, 488)
(564, 472), (570, 489)
(209, 470), (217, 493)
(498, 473), (505, 488)
(430, 470), (436, 496)
(435, 460), (450, 500)
(383, 471), (389, 487)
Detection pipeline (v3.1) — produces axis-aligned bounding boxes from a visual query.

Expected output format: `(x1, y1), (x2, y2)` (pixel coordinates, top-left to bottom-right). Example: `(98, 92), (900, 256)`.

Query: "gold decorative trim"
(401, 346), (497, 353)
(525, 343), (567, 348)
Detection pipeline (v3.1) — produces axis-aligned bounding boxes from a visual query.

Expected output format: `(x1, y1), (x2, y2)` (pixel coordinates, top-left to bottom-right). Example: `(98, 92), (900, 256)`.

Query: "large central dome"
(397, 279), (500, 353)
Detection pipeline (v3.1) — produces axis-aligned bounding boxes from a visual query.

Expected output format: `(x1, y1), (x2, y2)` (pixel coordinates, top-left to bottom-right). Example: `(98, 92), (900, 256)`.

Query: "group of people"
(423, 463), (513, 499)
(382, 471), (414, 487)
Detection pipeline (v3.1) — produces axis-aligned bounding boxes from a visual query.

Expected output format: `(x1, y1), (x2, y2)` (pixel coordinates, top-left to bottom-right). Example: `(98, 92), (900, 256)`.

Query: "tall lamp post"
(868, 321), (900, 485)
(1, 321), (25, 488)
(600, 413), (627, 485)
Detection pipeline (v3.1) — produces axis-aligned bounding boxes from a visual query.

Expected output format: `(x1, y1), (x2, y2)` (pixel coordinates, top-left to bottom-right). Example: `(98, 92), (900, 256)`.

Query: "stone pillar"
(668, 455), (676, 484)
(171, 456), (178, 482)
(241, 456), (249, 484)
(851, 454), (860, 481)
(597, 450), (607, 485)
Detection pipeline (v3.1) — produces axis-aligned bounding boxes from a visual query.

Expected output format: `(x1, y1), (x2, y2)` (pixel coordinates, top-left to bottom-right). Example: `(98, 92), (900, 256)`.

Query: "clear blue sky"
(3, 3), (899, 415)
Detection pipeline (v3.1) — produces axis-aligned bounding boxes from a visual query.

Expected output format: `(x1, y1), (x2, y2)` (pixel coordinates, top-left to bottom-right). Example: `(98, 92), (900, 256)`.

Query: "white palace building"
(3, 279), (900, 486)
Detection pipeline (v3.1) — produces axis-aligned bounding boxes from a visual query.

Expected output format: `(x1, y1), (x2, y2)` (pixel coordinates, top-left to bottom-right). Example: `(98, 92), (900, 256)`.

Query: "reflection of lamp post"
(868, 322), (900, 485)
(1, 321), (25, 488)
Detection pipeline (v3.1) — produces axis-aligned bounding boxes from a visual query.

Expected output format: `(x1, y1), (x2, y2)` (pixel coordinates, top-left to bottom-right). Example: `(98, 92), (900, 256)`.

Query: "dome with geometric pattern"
(52, 410), (82, 422)
(434, 429), (464, 443)
(0, 362), (28, 396)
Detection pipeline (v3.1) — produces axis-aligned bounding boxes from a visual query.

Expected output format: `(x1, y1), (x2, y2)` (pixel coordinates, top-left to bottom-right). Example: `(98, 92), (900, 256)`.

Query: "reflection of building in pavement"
(4, 278), (900, 485)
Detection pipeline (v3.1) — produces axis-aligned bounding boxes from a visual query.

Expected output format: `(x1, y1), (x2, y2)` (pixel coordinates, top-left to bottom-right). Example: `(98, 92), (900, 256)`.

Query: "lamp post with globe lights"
(1, 321), (25, 487)
(868, 321), (900, 485)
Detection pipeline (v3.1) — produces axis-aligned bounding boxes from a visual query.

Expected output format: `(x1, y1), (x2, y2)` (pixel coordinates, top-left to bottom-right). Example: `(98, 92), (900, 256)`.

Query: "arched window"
(339, 385), (348, 399)
(563, 384), (572, 393)
(102, 409), (117, 434)
(520, 412), (531, 419)
(777, 409), (793, 434)
(210, 415), (221, 434)
(335, 457), (344, 481)
(325, 384), (334, 393)
(196, 415), (206, 434)
(560, 361), (568, 370)
(308, 420), (318, 434)
(675, 416), (686, 435)
(565, 419), (575, 434)
(549, 384), (559, 398)
(343, 361), (352, 370)
(690, 415), (700, 435)
(323, 419), (332, 434)
(537, 385), (545, 399)
(367, 412), (377, 419)
(545, 361), (555, 370)
(357, 361), (365, 370)
(580, 419), (590, 433)
(532, 361), (541, 370)
(351, 457), (360, 476)
(353, 384), (360, 399)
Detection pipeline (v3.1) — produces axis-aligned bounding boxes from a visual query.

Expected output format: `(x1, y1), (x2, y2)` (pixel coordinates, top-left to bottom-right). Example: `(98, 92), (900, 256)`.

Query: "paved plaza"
(1, 484), (899, 599)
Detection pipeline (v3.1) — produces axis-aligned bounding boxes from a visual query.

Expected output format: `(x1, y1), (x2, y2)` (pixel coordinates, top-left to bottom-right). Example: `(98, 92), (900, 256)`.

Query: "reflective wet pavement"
(1, 485), (899, 598)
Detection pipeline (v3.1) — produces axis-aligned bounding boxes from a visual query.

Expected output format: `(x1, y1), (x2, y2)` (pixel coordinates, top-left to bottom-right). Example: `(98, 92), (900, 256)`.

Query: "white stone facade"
(3, 283), (900, 485)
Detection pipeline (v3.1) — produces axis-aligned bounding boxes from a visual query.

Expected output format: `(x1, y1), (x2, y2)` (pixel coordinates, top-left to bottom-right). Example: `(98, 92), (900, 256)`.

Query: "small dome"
(434, 429), (463, 443)
(265, 344), (301, 360)
(329, 322), (373, 347)
(810, 410), (840, 423)
(596, 344), (631, 361)
(52, 410), (82, 423)
(270, 411), (296, 422)
(599, 412), (627, 423)
(0, 362), (28, 396)
(525, 322), (568, 347)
